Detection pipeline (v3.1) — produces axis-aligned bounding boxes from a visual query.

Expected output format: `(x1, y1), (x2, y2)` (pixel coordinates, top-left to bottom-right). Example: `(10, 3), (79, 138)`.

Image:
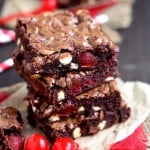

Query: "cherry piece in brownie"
(14, 10), (119, 75)
(0, 107), (25, 150)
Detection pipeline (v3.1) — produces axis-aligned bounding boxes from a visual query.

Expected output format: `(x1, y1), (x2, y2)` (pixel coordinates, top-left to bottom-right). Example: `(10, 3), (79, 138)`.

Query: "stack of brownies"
(13, 10), (130, 142)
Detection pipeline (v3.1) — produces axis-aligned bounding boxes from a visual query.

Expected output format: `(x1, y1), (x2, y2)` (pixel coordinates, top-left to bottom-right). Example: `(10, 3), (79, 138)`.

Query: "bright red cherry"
(24, 133), (49, 150)
(52, 138), (79, 150)
(79, 52), (97, 67)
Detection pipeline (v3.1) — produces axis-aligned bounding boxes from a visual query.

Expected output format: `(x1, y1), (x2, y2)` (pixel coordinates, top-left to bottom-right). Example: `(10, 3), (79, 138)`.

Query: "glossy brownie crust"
(0, 107), (24, 150)
(15, 10), (119, 75)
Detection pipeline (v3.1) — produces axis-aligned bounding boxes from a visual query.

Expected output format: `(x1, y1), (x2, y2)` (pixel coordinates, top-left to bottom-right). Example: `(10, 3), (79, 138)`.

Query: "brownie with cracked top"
(15, 10), (119, 75)
(27, 81), (130, 142)
(0, 107), (25, 150)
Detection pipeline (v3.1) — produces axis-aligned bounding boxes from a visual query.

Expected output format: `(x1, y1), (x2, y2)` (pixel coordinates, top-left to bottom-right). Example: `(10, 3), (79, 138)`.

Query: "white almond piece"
(94, 112), (99, 117)
(17, 38), (21, 46)
(83, 41), (92, 48)
(20, 45), (24, 52)
(80, 71), (85, 76)
(49, 78), (55, 87)
(49, 115), (60, 122)
(105, 76), (114, 82)
(78, 106), (85, 112)
(57, 90), (65, 101)
(70, 63), (79, 69)
(31, 105), (36, 112)
(59, 52), (72, 65)
(35, 27), (39, 33)
(92, 106), (101, 111)
(98, 120), (106, 130)
(73, 127), (81, 138)
(96, 38), (102, 43)
(33, 99), (39, 104)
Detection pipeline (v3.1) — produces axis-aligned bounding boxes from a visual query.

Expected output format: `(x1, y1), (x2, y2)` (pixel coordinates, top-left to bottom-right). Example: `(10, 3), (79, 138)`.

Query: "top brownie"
(15, 10), (118, 75)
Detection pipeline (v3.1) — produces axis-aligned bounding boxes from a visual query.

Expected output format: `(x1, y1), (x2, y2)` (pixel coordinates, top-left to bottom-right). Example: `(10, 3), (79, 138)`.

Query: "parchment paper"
(0, 79), (150, 150)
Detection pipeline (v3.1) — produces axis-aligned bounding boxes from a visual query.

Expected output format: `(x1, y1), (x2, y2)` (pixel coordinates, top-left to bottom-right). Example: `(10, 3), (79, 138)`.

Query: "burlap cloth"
(0, 79), (150, 149)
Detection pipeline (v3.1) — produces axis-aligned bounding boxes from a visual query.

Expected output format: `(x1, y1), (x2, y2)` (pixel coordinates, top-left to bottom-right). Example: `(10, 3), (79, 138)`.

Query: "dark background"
(0, 0), (150, 87)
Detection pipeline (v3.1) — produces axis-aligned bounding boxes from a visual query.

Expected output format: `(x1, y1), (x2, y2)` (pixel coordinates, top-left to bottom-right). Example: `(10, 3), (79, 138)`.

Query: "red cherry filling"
(52, 138), (79, 150)
(24, 133), (49, 150)
(79, 52), (97, 68)
(57, 101), (73, 117)
(70, 77), (97, 95)
(83, 77), (97, 88)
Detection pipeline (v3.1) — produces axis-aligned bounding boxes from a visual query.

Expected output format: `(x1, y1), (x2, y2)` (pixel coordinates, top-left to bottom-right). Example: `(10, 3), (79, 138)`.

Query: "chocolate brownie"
(15, 10), (119, 75)
(13, 9), (131, 143)
(0, 107), (25, 150)
(14, 48), (118, 102)
(27, 81), (130, 142)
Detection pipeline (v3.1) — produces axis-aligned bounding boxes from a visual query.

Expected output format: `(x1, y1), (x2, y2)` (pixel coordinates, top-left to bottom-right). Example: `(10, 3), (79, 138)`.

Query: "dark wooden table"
(0, 0), (150, 87)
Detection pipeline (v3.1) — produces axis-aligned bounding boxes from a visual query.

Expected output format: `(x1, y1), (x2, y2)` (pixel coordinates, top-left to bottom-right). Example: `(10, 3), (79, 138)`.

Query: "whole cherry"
(79, 52), (97, 68)
(52, 137), (79, 150)
(24, 133), (49, 150)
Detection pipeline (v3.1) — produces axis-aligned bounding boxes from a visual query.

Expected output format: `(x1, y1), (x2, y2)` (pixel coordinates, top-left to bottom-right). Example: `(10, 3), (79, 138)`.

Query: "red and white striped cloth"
(0, 28), (15, 73)
(0, 58), (14, 73)
(0, 28), (15, 44)
(0, 13), (108, 74)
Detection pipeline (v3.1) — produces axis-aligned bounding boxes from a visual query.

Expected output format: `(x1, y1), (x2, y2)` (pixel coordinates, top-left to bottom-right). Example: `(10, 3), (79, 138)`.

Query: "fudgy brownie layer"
(14, 52), (118, 102)
(27, 93), (130, 142)
(0, 107), (25, 150)
(27, 71), (117, 103)
(27, 80), (118, 106)
(15, 10), (119, 75)
(14, 46), (118, 75)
